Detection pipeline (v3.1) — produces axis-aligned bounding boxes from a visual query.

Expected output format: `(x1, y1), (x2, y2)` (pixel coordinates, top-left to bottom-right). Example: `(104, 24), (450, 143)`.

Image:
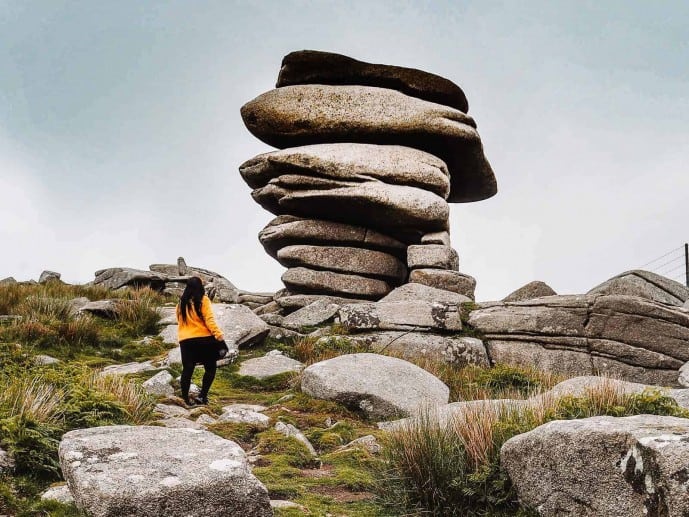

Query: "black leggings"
(179, 336), (217, 399)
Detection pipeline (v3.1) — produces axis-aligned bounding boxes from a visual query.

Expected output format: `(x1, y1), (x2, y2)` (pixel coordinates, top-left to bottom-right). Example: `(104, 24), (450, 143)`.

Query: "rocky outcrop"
(339, 301), (462, 332)
(408, 269), (477, 299)
(468, 294), (689, 386)
(39, 270), (61, 283)
(588, 269), (689, 306)
(501, 415), (689, 517)
(59, 425), (272, 516)
(301, 353), (449, 419)
(502, 280), (556, 302)
(240, 50), (491, 301)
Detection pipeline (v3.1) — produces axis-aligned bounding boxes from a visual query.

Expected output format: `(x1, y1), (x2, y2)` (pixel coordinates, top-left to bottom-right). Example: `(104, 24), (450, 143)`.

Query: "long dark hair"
(179, 277), (205, 324)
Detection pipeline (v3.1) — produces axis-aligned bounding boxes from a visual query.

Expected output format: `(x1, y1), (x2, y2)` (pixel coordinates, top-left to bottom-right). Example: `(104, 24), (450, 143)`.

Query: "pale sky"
(1, 0), (688, 300)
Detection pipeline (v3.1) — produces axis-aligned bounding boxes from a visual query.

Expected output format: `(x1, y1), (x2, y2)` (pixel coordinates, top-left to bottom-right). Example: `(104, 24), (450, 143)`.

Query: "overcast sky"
(1, 0), (687, 300)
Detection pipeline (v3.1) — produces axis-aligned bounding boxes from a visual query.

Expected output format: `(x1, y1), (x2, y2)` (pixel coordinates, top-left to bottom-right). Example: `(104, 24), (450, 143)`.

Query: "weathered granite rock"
(267, 325), (304, 342)
(241, 84), (496, 203)
(589, 269), (689, 306)
(259, 216), (406, 259)
(278, 245), (406, 283)
(339, 301), (462, 332)
(238, 350), (304, 379)
(407, 244), (459, 270)
(142, 371), (174, 397)
(35, 354), (60, 365)
(468, 294), (689, 386)
(157, 306), (177, 325)
(301, 353), (449, 419)
(93, 268), (168, 291)
(501, 415), (689, 517)
(218, 407), (271, 429)
(502, 280), (557, 302)
(253, 301), (282, 316)
(237, 292), (275, 304)
(421, 230), (451, 246)
(39, 270), (61, 283)
(274, 293), (368, 311)
(277, 49), (470, 112)
(253, 180), (449, 235)
(274, 422), (318, 457)
(0, 276), (17, 285)
(154, 404), (190, 419)
(241, 143), (450, 198)
(282, 267), (392, 299)
(101, 361), (157, 377)
(0, 447), (13, 473)
(329, 332), (487, 366)
(409, 269), (476, 299)
(680, 362), (689, 388)
(380, 282), (471, 304)
(59, 426), (272, 516)
(156, 417), (205, 430)
(338, 435), (381, 455)
(78, 300), (121, 318)
(280, 299), (340, 331)
(68, 296), (91, 314)
(41, 484), (74, 504)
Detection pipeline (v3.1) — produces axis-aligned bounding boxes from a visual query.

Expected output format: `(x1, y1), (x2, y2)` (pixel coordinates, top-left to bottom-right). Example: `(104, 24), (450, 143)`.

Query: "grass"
(379, 378), (689, 516)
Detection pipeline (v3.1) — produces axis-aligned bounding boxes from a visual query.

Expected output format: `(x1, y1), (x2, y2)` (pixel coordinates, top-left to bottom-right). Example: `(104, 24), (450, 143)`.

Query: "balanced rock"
(407, 244), (459, 270)
(501, 415), (689, 516)
(277, 49), (470, 112)
(301, 353), (449, 419)
(339, 301), (462, 332)
(240, 143), (450, 198)
(252, 180), (450, 235)
(502, 280), (557, 302)
(241, 84), (496, 203)
(282, 267), (392, 299)
(409, 269), (476, 298)
(259, 216), (405, 258)
(59, 426), (272, 517)
(589, 269), (689, 306)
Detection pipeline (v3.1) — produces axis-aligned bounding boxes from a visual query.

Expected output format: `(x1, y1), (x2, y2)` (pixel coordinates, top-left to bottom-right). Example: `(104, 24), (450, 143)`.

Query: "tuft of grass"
(291, 335), (370, 365)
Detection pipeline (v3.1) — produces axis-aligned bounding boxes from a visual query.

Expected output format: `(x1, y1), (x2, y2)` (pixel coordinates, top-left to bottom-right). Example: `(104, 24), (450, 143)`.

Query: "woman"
(176, 276), (225, 406)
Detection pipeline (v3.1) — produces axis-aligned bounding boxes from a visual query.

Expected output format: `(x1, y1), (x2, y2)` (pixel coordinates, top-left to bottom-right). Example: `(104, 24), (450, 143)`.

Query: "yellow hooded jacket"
(176, 295), (224, 342)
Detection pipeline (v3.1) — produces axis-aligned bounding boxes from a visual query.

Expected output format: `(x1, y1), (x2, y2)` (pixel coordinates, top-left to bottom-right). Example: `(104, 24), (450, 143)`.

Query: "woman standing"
(176, 276), (225, 405)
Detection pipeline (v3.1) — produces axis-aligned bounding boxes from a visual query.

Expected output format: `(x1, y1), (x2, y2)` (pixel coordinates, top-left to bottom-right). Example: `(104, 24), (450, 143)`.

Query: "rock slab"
(59, 425), (271, 517)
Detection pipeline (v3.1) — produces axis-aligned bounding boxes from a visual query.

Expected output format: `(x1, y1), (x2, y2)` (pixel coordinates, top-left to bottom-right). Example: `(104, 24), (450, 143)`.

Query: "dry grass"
(292, 335), (370, 365)
(88, 372), (154, 424)
(0, 376), (64, 424)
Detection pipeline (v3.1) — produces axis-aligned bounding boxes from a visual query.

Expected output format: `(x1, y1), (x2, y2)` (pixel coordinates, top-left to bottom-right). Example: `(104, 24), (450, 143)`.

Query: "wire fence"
(639, 244), (688, 286)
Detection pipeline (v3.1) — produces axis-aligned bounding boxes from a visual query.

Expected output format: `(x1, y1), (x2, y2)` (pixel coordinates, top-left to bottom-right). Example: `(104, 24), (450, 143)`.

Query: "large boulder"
(339, 301), (462, 332)
(276, 49), (470, 112)
(258, 216), (406, 259)
(588, 269), (689, 306)
(39, 270), (61, 283)
(468, 294), (689, 386)
(408, 269), (476, 299)
(502, 280), (557, 302)
(274, 292), (369, 312)
(252, 179), (449, 236)
(58, 426), (272, 517)
(302, 353), (449, 419)
(93, 268), (168, 291)
(282, 267), (392, 300)
(240, 143), (450, 198)
(501, 415), (689, 516)
(240, 84), (496, 203)
(277, 245), (406, 283)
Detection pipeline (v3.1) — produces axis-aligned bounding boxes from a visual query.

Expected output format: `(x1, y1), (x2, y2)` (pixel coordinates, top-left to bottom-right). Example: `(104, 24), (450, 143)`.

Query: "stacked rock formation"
(240, 50), (496, 302)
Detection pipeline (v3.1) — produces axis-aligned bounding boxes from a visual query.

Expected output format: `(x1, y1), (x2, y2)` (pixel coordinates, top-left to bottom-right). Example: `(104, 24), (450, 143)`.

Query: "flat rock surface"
(241, 143), (450, 198)
(59, 425), (271, 517)
(278, 245), (407, 282)
(380, 282), (471, 304)
(277, 49), (470, 112)
(241, 84), (496, 203)
(409, 269), (476, 298)
(501, 415), (689, 517)
(238, 351), (304, 379)
(259, 216), (406, 258)
(301, 353), (449, 419)
(339, 301), (462, 332)
(281, 299), (341, 331)
(282, 267), (392, 299)
(275, 293), (369, 311)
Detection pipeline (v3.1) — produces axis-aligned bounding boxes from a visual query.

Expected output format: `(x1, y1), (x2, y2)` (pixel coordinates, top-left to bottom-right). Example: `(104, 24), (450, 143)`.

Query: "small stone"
(195, 414), (217, 426)
(142, 371), (174, 397)
(218, 408), (270, 429)
(338, 435), (381, 454)
(274, 421), (317, 457)
(157, 417), (205, 430)
(101, 361), (157, 377)
(503, 281), (557, 302)
(41, 484), (74, 504)
(154, 404), (190, 419)
(35, 354), (60, 365)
